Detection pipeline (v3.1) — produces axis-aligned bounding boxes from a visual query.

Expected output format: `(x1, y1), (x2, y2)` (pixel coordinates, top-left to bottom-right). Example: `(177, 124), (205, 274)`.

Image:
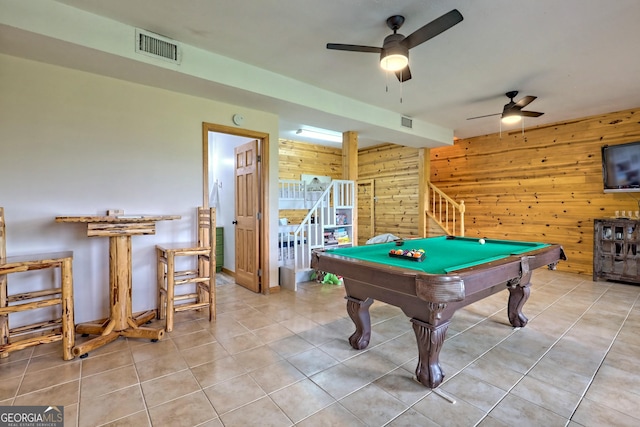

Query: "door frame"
(357, 179), (375, 245)
(202, 122), (271, 294)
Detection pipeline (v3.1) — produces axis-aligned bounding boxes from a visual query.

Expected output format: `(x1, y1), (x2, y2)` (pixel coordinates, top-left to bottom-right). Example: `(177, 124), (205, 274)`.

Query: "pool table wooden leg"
(346, 296), (373, 350)
(411, 318), (449, 388)
(507, 270), (532, 328)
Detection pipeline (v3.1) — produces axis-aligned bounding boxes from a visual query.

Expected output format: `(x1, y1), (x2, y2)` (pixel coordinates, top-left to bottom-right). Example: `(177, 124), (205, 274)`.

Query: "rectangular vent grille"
(135, 29), (181, 64)
(401, 116), (413, 129)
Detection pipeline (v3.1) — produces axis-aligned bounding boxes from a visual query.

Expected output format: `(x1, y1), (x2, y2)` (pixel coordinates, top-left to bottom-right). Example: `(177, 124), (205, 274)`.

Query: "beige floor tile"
(572, 397), (640, 427)
(296, 402), (366, 427)
(310, 363), (373, 400)
(0, 375), (21, 401)
(526, 356), (592, 396)
(287, 347), (338, 378)
(317, 338), (362, 362)
(232, 344), (283, 372)
(510, 375), (581, 419)
(373, 368), (432, 406)
(80, 364), (139, 399)
(412, 391), (487, 427)
(130, 339), (178, 364)
(140, 369), (200, 407)
(339, 383), (408, 426)
(216, 332), (262, 354)
(148, 391), (218, 426)
(219, 396), (292, 427)
(441, 372), (508, 412)
(78, 385), (146, 427)
(270, 378), (336, 423)
(101, 410), (151, 426)
(342, 348), (405, 383)
(167, 319), (206, 336)
(81, 348), (134, 377)
(249, 359), (306, 393)
(464, 357), (524, 391)
(180, 341), (229, 368)
(13, 380), (79, 407)
(268, 335), (315, 358)
(26, 352), (79, 375)
(0, 357), (29, 378)
(203, 373), (266, 414)
(190, 355), (246, 388)
(253, 323), (295, 344)
(18, 362), (80, 396)
(295, 323), (343, 346)
(488, 394), (568, 427)
(171, 329), (216, 351)
(135, 350), (189, 382)
(386, 408), (440, 427)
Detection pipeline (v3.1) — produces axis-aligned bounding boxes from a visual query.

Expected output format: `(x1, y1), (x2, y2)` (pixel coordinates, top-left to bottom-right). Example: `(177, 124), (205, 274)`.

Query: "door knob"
(232, 220), (238, 225)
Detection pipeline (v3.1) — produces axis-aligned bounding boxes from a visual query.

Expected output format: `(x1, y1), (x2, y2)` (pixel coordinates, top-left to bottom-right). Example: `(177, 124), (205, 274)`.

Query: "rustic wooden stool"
(156, 207), (216, 332)
(0, 207), (75, 360)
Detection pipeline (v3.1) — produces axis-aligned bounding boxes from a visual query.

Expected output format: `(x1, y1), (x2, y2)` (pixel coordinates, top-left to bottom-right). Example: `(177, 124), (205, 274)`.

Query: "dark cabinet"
(593, 218), (640, 284)
(216, 227), (224, 272)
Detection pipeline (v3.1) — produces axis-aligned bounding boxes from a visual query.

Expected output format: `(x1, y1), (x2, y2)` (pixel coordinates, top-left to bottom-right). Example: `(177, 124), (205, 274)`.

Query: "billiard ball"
(479, 238), (486, 245)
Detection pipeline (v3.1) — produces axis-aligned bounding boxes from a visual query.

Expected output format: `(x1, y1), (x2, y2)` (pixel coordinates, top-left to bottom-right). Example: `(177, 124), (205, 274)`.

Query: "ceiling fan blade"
(467, 113), (501, 120)
(514, 95), (536, 109)
(326, 43), (382, 53)
(402, 9), (463, 50)
(520, 111), (544, 117)
(395, 65), (412, 82)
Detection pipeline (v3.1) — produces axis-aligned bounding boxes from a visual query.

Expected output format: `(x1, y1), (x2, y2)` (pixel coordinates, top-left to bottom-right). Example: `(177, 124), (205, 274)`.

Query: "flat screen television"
(602, 141), (640, 193)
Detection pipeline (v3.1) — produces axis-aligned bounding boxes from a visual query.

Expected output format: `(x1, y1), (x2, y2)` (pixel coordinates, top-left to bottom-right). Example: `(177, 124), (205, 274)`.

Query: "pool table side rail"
(311, 244), (566, 304)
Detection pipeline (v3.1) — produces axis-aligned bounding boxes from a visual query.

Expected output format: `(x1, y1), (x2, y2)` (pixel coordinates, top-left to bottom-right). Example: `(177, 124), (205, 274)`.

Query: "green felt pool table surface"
(324, 236), (550, 274)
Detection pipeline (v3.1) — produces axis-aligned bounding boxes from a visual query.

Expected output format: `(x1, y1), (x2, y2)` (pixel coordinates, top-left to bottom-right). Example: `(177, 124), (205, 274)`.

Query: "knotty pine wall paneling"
(358, 144), (421, 239)
(430, 108), (640, 275)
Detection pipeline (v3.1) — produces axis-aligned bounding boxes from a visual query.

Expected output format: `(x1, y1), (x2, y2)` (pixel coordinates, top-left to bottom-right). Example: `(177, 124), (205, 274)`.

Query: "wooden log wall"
(357, 144), (421, 241)
(431, 108), (640, 275)
(278, 139), (342, 224)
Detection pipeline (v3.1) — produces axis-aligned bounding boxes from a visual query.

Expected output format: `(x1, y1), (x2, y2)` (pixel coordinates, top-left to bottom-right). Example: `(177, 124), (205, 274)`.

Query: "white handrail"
(426, 182), (465, 236)
(278, 180), (354, 271)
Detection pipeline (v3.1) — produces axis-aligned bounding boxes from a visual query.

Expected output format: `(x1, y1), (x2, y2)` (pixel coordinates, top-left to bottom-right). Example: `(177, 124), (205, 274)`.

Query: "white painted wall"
(0, 54), (280, 324)
(208, 132), (254, 273)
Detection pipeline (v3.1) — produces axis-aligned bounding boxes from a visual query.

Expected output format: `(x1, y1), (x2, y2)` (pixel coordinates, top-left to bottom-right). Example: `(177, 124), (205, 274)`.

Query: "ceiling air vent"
(401, 116), (413, 129)
(135, 29), (182, 64)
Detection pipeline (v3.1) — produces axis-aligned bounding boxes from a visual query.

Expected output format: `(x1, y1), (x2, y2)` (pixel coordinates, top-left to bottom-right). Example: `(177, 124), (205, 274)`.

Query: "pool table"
(310, 236), (566, 388)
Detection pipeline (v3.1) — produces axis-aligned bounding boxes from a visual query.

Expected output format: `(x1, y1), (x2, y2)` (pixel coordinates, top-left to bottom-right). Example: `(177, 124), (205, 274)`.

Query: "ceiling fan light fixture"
(501, 111), (522, 124)
(380, 39), (409, 71)
(380, 52), (408, 71)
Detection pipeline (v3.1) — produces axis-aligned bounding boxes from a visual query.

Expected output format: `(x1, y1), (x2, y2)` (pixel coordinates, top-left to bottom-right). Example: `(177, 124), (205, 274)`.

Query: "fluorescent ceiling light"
(296, 128), (342, 143)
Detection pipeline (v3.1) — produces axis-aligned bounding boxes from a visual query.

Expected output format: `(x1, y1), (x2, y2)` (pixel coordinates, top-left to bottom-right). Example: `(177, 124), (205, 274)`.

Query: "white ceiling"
(3, 0), (640, 148)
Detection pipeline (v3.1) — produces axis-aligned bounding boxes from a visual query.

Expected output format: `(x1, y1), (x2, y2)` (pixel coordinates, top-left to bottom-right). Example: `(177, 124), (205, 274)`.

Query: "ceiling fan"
(326, 9), (463, 82)
(467, 91), (544, 123)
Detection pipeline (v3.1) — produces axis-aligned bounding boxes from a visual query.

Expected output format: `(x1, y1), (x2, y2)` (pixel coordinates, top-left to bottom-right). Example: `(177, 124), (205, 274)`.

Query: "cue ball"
(479, 238), (486, 245)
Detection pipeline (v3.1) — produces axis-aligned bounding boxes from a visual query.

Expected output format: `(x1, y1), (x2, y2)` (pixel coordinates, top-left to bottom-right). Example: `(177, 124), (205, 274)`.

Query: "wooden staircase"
(426, 182), (465, 237)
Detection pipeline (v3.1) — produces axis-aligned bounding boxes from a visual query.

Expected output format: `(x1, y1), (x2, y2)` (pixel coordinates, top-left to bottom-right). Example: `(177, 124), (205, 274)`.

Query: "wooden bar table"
(55, 214), (180, 357)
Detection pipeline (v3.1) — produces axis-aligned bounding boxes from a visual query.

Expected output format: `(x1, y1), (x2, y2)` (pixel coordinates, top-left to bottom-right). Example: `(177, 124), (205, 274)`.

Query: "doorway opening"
(202, 122), (271, 294)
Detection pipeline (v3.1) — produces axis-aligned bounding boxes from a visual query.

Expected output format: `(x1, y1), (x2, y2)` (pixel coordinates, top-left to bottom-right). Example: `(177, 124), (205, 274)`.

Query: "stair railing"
(426, 182), (465, 236)
(284, 180), (354, 271)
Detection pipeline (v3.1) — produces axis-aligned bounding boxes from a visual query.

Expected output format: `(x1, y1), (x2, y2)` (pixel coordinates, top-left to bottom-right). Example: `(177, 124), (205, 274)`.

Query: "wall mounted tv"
(602, 141), (640, 193)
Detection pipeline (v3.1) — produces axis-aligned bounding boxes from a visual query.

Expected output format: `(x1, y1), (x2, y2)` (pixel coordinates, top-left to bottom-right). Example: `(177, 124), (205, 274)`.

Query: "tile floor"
(1, 269), (639, 426)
